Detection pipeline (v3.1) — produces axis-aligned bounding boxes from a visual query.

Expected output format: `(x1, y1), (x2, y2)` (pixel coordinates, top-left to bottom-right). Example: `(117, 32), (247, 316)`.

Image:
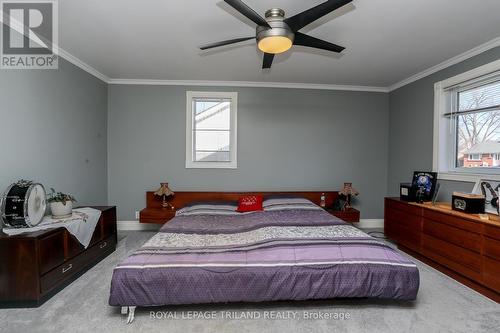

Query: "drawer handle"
(62, 264), (73, 274)
(99, 241), (107, 249)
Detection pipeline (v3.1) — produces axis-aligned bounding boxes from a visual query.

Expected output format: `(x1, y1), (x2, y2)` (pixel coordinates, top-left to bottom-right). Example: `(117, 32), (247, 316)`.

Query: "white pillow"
(176, 203), (238, 216)
(263, 197), (322, 211)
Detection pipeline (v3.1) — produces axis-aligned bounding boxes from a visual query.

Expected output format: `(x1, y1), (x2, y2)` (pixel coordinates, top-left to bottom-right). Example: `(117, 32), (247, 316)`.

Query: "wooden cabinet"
(0, 206), (117, 307)
(385, 198), (500, 302)
(326, 208), (360, 223)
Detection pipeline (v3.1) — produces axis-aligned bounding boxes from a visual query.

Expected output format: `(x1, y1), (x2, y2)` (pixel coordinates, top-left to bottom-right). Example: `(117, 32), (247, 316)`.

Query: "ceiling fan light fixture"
(257, 36), (292, 54)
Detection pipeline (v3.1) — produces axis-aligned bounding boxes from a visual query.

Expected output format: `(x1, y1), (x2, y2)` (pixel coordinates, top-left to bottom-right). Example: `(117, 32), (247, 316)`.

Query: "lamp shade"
(257, 36), (292, 54)
(154, 182), (174, 197)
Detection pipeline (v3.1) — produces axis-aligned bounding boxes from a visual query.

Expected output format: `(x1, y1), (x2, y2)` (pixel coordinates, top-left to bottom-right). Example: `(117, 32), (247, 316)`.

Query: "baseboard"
(357, 219), (384, 229)
(117, 221), (161, 231)
(118, 219), (385, 231)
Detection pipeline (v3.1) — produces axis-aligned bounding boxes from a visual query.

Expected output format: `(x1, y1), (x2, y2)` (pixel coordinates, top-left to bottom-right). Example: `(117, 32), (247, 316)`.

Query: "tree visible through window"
(456, 80), (500, 168)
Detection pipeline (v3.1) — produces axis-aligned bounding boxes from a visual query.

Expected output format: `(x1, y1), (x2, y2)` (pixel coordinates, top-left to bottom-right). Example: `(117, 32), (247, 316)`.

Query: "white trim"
(56, 46), (110, 82)
(3, 4), (497, 93)
(117, 221), (161, 231)
(433, 59), (500, 182)
(109, 79), (389, 93)
(437, 172), (500, 183)
(436, 58), (500, 89)
(356, 219), (384, 229)
(433, 81), (444, 172)
(389, 36), (500, 92)
(0, 10), (109, 82)
(185, 91), (238, 169)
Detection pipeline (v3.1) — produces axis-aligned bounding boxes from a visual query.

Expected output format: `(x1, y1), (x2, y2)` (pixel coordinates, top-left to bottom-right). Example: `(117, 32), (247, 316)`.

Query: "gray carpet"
(1, 230), (498, 333)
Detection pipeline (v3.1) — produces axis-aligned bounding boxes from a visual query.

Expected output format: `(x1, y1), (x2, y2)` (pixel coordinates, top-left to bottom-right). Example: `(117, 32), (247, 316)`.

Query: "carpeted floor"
(1, 230), (498, 333)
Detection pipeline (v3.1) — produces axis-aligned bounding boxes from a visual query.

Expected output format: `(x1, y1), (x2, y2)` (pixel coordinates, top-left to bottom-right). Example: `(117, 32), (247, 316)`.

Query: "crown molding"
(107, 79), (389, 93)
(56, 47), (110, 83)
(388, 36), (500, 92)
(8, 13), (497, 94)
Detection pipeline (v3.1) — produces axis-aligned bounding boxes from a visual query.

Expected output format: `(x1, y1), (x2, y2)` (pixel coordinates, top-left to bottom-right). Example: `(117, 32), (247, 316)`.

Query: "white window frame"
(433, 59), (500, 182)
(185, 91), (238, 169)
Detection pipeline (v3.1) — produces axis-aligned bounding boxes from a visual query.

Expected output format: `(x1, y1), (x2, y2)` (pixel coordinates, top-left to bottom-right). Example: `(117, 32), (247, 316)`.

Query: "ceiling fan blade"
(293, 32), (345, 53)
(262, 53), (274, 69)
(224, 0), (270, 27)
(285, 0), (352, 32)
(199, 36), (255, 50)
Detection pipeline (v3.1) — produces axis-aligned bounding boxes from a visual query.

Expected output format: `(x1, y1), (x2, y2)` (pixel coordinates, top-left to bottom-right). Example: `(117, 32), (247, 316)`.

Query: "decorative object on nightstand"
(47, 188), (77, 219)
(338, 182), (359, 211)
(154, 182), (175, 210)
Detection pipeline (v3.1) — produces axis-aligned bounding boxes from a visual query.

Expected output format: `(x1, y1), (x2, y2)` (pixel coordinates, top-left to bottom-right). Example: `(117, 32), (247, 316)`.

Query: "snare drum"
(1, 180), (46, 228)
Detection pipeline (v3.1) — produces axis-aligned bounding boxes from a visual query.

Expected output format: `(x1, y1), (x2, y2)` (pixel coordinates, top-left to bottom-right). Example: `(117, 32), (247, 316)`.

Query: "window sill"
(185, 161), (237, 169)
(438, 172), (500, 183)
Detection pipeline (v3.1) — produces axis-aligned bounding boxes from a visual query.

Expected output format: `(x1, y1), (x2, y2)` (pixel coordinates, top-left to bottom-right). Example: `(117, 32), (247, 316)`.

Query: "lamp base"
(161, 201), (175, 210)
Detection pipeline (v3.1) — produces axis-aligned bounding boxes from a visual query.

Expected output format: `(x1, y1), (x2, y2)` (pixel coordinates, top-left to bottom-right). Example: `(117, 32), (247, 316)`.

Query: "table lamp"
(339, 182), (359, 210)
(154, 182), (175, 210)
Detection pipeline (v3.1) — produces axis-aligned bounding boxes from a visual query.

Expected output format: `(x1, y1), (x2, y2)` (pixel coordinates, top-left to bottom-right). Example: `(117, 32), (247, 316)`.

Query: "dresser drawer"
(39, 230), (65, 275)
(385, 217), (421, 252)
(89, 219), (102, 246)
(385, 198), (422, 216)
(423, 219), (481, 253)
(102, 208), (117, 239)
(40, 235), (116, 294)
(484, 236), (500, 261)
(40, 255), (85, 294)
(385, 208), (422, 230)
(66, 232), (84, 259)
(482, 256), (500, 293)
(423, 209), (479, 233)
(422, 234), (481, 274)
(484, 224), (500, 241)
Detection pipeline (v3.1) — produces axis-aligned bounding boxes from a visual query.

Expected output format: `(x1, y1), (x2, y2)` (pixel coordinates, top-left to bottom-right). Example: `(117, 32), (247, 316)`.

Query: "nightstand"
(139, 208), (176, 224)
(325, 208), (360, 223)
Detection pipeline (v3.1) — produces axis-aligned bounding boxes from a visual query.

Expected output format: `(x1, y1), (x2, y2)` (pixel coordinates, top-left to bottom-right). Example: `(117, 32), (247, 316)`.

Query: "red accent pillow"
(237, 195), (263, 212)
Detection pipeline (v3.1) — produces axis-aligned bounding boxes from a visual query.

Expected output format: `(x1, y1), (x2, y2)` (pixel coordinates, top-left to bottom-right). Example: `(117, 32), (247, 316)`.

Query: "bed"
(109, 197), (419, 321)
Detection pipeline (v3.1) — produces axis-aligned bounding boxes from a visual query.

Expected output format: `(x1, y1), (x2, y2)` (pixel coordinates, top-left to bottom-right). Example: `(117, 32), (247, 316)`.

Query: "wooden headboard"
(140, 191), (339, 224)
(146, 191), (339, 209)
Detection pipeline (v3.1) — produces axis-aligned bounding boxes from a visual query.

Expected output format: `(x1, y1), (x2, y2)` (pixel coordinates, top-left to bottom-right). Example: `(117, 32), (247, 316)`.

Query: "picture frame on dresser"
(472, 179), (500, 214)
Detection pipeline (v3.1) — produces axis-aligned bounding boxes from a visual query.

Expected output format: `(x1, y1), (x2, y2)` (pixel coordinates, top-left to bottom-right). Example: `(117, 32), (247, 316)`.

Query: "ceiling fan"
(200, 0), (353, 69)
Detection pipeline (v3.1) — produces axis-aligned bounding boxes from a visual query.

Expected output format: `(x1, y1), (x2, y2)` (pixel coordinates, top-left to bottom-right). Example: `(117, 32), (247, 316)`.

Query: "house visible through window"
(434, 60), (500, 181)
(185, 91), (237, 168)
(455, 79), (500, 169)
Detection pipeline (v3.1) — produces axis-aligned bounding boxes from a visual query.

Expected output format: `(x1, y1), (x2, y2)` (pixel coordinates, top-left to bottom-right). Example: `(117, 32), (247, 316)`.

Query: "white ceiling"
(59, 0), (500, 87)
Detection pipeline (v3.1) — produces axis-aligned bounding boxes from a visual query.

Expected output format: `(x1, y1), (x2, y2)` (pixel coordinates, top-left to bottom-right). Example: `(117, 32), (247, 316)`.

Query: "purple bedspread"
(109, 210), (419, 307)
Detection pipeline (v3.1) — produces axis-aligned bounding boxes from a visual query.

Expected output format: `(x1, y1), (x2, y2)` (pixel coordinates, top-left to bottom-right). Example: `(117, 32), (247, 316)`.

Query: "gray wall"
(0, 59), (108, 207)
(388, 46), (500, 200)
(108, 85), (389, 220)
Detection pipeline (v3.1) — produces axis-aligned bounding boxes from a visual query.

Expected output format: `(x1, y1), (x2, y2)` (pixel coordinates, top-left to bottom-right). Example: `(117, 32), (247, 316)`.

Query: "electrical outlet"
(135, 211), (140, 220)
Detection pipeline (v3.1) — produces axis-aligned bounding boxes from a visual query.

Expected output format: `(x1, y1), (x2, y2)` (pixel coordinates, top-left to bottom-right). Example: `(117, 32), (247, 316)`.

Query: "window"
(468, 154), (481, 161)
(185, 91), (237, 168)
(434, 59), (500, 181)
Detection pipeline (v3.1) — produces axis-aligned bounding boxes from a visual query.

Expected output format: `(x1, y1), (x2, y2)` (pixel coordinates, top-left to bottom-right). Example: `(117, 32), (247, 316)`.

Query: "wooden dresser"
(385, 198), (500, 302)
(0, 206), (117, 307)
